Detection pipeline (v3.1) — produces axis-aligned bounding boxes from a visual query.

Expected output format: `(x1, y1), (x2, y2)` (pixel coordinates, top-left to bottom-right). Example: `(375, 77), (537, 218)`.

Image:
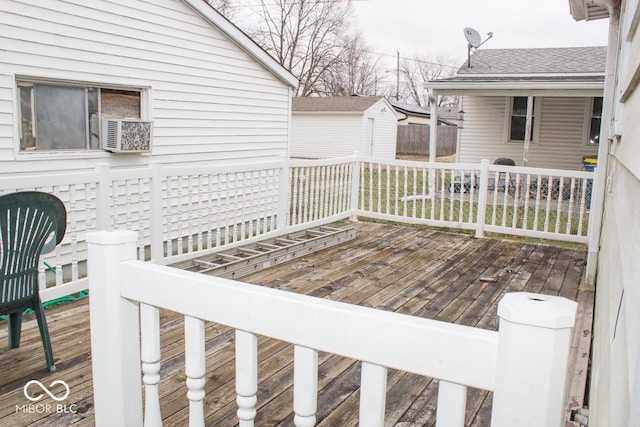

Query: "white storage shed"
(291, 96), (398, 159)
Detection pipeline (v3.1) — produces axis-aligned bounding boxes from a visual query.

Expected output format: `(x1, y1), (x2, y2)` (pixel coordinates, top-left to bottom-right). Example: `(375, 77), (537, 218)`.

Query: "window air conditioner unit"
(102, 118), (152, 153)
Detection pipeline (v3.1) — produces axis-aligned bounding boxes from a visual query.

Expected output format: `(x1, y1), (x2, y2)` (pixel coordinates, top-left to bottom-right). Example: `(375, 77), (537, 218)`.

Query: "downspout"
(428, 89), (438, 163)
(585, 0), (621, 287)
(522, 95), (534, 167)
(428, 90), (438, 197)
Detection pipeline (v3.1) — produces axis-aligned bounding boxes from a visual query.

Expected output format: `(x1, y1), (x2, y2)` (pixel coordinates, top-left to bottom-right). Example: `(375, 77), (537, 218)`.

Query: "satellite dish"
(464, 27), (482, 48)
(463, 27), (493, 68)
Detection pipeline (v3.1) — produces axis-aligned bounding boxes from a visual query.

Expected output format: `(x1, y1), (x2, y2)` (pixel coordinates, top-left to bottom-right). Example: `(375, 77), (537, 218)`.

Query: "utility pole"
(396, 50), (400, 101)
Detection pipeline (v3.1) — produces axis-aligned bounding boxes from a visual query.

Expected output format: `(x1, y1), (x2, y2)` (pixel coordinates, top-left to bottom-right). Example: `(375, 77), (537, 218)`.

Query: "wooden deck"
(0, 221), (590, 426)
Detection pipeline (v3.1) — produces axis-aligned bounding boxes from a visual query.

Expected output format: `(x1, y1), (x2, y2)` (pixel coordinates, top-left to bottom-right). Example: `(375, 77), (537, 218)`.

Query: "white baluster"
(436, 380), (467, 427)
(385, 164), (390, 215)
(359, 362), (387, 427)
(236, 330), (258, 427)
(294, 345), (318, 427)
(533, 175), (542, 230)
(544, 176), (553, 232)
(141, 303), (162, 426)
(439, 168), (445, 221)
(185, 316), (206, 427)
(475, 160), (490, 237)
(394, 166), (399, 216)
(70, 185), (79, 282)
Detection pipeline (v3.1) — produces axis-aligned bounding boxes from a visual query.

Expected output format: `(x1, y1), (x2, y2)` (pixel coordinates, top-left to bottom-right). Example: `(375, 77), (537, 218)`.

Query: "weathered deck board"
(0, 221), (589, 426)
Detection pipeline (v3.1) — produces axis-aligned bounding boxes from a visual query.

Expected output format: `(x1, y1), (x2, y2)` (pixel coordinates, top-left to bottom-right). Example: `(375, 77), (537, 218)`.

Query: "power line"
(346, 46), (461, 71)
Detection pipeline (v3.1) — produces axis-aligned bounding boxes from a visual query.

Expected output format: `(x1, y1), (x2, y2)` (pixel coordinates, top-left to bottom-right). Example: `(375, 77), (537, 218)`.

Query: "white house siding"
(0, 0), (292, 174)
(290, 113), (362, 158)
(290, 99), (397, 159)
(362, 99), (397, 159)
(458, 95), (598, 169)
(589, 2), (640, 424)
(457, 96), (515, 163)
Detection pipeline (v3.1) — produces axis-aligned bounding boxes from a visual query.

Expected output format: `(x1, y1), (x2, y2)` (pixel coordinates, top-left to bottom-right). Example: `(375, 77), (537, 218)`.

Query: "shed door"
(366, 118), (375, 156)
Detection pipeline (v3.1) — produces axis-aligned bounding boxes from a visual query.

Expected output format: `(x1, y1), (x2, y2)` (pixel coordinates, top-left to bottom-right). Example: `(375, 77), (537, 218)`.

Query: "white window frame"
(582, 96), (603, 146)
(14, 77), (150, 159)
(504, 96), (541, 144)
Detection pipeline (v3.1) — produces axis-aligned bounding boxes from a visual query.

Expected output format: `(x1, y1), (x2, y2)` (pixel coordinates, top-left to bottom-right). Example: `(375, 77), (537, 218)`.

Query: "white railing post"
(475, 159), (490, 238)
(149, 162), (164, 262)
(491, 292), (577, 427)
(277, 156), (290, 231)
(87, 230), (143, 426)
(349, 155), (361, 221)
(95, 163), (111, 230)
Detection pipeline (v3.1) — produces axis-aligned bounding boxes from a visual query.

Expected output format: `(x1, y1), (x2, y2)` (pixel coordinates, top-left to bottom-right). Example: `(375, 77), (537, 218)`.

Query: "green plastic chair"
(0, 191), (66, 372)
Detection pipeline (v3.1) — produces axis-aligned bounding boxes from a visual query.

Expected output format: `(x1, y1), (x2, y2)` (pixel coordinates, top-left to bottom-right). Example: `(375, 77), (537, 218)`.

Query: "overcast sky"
(350, 0), (610, 70)
(229, 0), (611, 76)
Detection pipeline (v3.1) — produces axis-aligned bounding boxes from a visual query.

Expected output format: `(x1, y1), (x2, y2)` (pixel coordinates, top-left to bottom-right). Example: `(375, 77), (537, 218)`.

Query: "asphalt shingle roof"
(292, 96), (384, 112)
(457, 46), (607, 75)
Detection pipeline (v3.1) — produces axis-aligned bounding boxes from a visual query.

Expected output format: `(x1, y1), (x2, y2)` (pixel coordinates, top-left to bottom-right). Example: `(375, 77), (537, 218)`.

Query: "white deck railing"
(357, 158), (593, 243)
(87, 231), (577, 427)
(0, 156), (593, 301)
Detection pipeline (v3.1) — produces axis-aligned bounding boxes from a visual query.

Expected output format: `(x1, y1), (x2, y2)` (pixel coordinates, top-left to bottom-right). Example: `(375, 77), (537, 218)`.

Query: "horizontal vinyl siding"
(0, 0), (291, 173)
(458, 96), (520, 163)
(534, 97), (598, 169)
(0, 75), (13, 161)
(364, 100), (397, 159)
(459, 95), (599, 170)
(291, 114), (362, 158)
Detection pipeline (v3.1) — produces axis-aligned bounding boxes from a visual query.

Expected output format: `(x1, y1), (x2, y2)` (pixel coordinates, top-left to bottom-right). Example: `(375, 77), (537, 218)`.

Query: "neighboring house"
(389, 101), (457, 126)
(438, 106), (463, 126)
(290, 96), (398, 159)
(568, 1), (640, 426)
(0, 0), (297, 175)
(427, 46), (606, 170)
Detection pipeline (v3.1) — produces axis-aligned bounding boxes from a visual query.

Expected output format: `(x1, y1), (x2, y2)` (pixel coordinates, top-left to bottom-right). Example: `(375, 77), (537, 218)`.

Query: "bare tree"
(318, 33), (380, 96)
(204, 0), (235, 19)
(400, 54), (459, 106)
(251, 0), (354, 97)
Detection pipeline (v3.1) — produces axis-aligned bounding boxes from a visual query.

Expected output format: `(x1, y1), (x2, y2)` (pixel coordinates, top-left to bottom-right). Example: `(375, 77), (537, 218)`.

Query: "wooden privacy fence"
(396, 124), (457, 156)
(87, 231), (578, 427)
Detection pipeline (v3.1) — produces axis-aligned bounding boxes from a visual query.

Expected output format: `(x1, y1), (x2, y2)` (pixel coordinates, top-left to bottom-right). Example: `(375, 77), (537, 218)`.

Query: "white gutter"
(426, 80), (604, 92)
(457, 72), (605, 79)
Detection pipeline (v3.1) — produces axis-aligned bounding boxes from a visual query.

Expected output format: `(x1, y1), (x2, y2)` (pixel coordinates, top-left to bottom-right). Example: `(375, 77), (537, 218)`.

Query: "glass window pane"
(101, 89), (141, 118)
(88, 88), (100, 150)
(592, 97), (603, 116)
(590, 118), (601, 145)
(19, 85), (36, 150)
(510, 117), (526, 141)
(35, 85), (87, 150)
(512, 97), (528, 116)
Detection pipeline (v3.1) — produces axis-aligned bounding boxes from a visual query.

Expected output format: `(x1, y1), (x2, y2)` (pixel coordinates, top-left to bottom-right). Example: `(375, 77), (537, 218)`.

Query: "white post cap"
(497, 292), (577, 329)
